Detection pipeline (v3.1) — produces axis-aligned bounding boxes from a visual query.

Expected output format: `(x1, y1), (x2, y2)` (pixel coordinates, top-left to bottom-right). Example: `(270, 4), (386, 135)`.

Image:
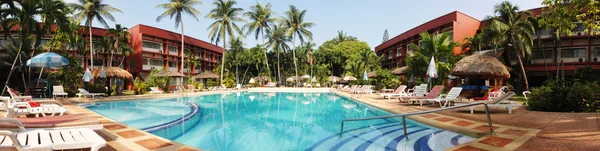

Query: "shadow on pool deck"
(359, 93), (600, 151)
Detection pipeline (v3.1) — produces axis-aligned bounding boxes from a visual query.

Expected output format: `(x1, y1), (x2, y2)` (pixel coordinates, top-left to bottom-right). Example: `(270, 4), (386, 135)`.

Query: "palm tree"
(266, 24), (290, 85)
(407, 32), (460, 82)
(70, 0), (123, 70)
(281, 5), (314, 86)
(106, 24), (131, 67)
(227, 37), (245, 84)
(243, 2), (275, 78)
(206, 0), (245, 85)
(156, 0), (202, 74)
(489, 1), (535, 90)
(333, 30), (356, 44)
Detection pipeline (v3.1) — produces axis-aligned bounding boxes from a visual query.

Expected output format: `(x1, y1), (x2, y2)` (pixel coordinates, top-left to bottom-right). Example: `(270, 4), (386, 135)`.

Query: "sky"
(62, 0), (544, 49)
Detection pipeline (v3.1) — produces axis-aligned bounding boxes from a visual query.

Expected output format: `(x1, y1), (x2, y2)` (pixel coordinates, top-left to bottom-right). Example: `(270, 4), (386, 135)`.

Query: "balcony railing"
(143, 65), (164, 70)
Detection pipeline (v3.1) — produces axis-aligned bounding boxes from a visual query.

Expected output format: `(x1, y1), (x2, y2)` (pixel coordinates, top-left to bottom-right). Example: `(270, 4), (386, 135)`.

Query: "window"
(0, 39), (6, 48)
(142, 41), (162, 52)
(206, 54), (212, 61)
(396, 47), (402, 56)
(532, 49), (553, 59)
(168, 61), (177, 68)
(145, 59), (163, 66)
(574, 23), (585, 32)
(168, 45), (178, 55)
(87, 60), (103, 66)
(418, 40), (425, 48)
(388, 51), (393, 59)
(406, 44), (413, 54)
(594, 47), (600, 57)
(396, 62), (401, 67)
(561, 48), (586, 58)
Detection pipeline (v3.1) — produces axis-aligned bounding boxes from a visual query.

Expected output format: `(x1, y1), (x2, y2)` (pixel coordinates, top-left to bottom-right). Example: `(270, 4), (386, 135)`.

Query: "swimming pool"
(84, 92), (475, 151)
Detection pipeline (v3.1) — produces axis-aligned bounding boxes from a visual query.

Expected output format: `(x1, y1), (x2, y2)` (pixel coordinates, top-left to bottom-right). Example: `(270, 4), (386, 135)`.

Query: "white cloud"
(62, 0), (78, 4)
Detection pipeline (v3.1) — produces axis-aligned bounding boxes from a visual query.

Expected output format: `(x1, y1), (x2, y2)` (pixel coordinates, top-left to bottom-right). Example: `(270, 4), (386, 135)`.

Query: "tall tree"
(334, 30), (356, 44)
(243, 2), (275, 78)
(266, 24), (289, 85)
(489, 1), (535, 90)
(281, 5), (314, 86)
(106, 24), (131, 68)
(70, 0), (123, 70)
(383, 29), (389, 42)
(156, 0), (202, 74)
(406, 32), (460, 83)
(206, 0), (245, 85)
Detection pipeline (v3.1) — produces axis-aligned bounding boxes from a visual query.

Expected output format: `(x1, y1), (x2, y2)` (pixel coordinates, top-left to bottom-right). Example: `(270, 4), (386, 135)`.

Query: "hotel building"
(377, 8), (600, 86)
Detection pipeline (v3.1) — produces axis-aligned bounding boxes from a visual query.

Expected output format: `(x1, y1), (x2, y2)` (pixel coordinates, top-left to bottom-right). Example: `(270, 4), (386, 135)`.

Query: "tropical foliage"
(156, 0), (202, 73)
(243, 2), (276, 77)
(206, 0), (245, 85)
(406, 32), (461, 85)
(281, 5), (314, 86)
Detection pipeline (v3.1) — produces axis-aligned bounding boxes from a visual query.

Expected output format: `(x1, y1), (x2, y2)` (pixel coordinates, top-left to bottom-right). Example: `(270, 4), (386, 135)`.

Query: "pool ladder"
(338, 92), (515, 140)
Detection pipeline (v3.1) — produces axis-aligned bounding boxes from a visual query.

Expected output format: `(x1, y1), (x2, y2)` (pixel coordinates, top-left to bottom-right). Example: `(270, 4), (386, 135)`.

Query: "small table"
(380, 89), (394, 93)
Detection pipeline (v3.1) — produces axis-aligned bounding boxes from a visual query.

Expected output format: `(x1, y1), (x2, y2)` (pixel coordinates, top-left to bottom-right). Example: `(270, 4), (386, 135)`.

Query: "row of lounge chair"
(375, 84), (519, 114)
(339, 85), (374, 94)
(2, 87), (108, 151)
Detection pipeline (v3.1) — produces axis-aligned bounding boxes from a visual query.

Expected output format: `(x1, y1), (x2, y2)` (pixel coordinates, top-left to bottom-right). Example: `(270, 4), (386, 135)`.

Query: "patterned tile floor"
(331, 91), (540, 151)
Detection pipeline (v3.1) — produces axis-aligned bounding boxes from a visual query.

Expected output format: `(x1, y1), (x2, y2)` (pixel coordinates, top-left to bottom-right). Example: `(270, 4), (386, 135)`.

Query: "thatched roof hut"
(154, 70), (185, 77)
(92, 67), (133, 79)
(391, 66), (409, 75)
(451, 54), (510, 79)
(254, 76), (271, 82)
(328, 76), (340, 82)
(193, 72), (219, 79)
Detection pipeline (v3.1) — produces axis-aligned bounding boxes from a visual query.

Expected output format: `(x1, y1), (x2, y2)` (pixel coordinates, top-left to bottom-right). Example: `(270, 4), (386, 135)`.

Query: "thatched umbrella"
(92, 67), (133, 79)
(254, 76), (270, 82)
(91, 67), (133, 96)
(367, 72), (377, 78)
(392, 66), (409, 75)
(451, 54), (510, 90)
(451, 54), (510, 79)
(154, 70), (185, 77)
(193, 72), (219, 79)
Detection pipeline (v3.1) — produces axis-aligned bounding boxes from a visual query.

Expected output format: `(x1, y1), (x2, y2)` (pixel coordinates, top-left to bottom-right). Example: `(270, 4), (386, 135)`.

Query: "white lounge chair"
(76, 89), (103, 98)
(427, 87), (463, 108)
(456, 92), (518, 114)
(11, 102), (66, 118)
(148, 87), (164, 94)
(397, 84), (428, 102)
(379, 85), (408, 99)
(406, 85), (444, 106)
(0, 118), (106, 151)
(6, 87), (33, 102)
(315, 83), (321, 88)
(52, 86), (68, 99)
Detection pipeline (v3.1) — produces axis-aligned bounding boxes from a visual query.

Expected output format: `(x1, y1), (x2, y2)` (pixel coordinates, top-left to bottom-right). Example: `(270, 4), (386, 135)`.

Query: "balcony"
(168, 67), (178, 72)
(143, 65), (164, 70)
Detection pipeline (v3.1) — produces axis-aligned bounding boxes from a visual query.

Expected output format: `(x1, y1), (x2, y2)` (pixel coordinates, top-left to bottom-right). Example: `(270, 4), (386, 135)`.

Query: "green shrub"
(85, 82), (106, 93)
(223, 78), (235, 88)
(134, 77), (148, 94)
(528, 80), (600, 112)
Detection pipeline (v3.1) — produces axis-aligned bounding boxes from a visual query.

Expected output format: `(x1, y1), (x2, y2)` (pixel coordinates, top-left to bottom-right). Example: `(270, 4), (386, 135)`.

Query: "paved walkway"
(346, 92), (600, 151)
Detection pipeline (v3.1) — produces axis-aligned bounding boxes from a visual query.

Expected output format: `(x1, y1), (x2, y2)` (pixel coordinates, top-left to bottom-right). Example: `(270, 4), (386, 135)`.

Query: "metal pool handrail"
(339, 101), (495, 140)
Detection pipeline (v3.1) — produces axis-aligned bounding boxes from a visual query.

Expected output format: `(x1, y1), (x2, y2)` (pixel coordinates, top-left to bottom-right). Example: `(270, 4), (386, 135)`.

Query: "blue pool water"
(84, 92), (475, 151)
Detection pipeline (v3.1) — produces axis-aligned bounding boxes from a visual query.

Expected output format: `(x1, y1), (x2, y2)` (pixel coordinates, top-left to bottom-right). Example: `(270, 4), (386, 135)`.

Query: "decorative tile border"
(331, 90), (540, 151)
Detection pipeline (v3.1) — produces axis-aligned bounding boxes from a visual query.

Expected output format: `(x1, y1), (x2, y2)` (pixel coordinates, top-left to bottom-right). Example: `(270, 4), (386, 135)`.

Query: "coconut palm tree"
(266, 24), (290, 85)
(156, 0), (202, 74)
(488, 1), (535, 90)
(106, 24), (131, 67)
(281, 5), (314, 86)
(69, 0), (123, 70)
(206, 0), (245, 85)
(407, 32), (460, 81)
(243, 2), (275, 78)
(333, 30), (356, 44)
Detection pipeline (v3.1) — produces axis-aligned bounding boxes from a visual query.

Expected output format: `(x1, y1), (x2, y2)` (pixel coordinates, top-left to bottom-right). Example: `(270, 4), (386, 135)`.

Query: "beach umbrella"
(301, 75), (311, 79)
(27, 52), (69, 86)
(91, 67), (133, 79)
(426, 56), (438, 79)
(99, 66), (106, 78)
(426, 56), (438, 90)
(26, 52), (69, 67)
(83, 68), (93, 82)
(343, 76), (357, 81)
(193, 72), (219, 79)
(311, 77), (317, 82)
(249, 78), (255, 84)
(363, 71), (368, 80)
(328, 76), (340, 83)
(408, 73), (415, 84)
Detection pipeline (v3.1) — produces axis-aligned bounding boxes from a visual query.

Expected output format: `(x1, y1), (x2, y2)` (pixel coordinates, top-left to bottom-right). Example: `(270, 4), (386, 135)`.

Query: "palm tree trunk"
(220, 36), (227, 86)
(89, 19), (94, 71)
(180, 15), (185, 75)
(277, 49), (281, 86)
(1, 42), (24, 96)
(261, 31), (270, 77)
(292, 33), (298, 87)
(511, 37), (529, 91)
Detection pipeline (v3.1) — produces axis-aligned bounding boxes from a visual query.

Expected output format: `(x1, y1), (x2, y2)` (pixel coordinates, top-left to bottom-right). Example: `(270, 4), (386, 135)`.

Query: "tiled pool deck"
(34, 89), (600, 151)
